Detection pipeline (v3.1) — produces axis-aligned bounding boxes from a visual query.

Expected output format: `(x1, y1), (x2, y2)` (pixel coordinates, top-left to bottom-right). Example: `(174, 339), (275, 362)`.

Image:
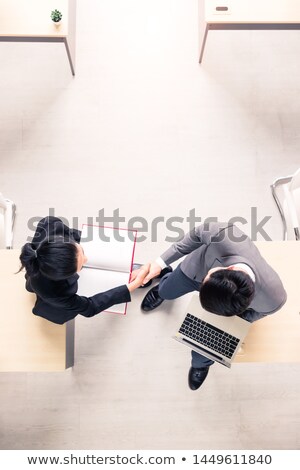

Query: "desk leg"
(64, 38), (75, 76)
(64, 0), (77, 76)
(66, 319), (75, 368)
(199, 24), (209, 64)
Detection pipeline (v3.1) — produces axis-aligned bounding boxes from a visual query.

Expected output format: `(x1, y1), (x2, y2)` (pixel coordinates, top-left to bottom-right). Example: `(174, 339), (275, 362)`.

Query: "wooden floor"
(0, 0), (300, 450)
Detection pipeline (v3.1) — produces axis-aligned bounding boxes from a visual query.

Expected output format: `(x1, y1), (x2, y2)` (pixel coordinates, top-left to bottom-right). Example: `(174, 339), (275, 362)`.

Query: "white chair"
(271, 168), (300, 240)
(0, 193), (16, 249)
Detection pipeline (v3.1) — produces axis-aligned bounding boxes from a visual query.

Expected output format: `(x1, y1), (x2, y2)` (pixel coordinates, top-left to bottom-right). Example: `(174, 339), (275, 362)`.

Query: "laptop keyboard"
(179, 313), (240, 359)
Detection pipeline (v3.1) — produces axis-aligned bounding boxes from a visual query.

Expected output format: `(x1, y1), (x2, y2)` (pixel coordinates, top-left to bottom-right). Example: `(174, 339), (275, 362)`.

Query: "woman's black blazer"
(25, 216), (131, 324)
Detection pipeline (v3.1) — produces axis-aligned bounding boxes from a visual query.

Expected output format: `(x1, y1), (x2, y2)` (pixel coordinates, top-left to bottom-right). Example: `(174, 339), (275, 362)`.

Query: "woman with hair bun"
(18, 216), (148, 325)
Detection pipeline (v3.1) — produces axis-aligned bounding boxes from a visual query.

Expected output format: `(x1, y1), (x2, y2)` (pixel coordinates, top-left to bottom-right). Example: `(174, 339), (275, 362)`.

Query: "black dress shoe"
(141, 285), (164, 312)
(188, 367), (210, 390)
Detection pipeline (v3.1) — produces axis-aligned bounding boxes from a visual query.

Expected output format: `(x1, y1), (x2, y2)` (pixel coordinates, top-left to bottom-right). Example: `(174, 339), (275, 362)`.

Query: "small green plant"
(51, 9), (63, 23)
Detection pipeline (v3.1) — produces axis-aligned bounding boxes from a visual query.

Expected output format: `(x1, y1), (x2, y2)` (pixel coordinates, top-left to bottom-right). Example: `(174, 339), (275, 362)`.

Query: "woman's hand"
(127, 264), (150, 292)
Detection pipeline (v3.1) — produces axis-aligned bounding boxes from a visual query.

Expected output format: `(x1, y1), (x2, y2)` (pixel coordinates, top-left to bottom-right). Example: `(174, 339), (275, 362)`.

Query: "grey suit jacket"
(160, 222), (287, 322)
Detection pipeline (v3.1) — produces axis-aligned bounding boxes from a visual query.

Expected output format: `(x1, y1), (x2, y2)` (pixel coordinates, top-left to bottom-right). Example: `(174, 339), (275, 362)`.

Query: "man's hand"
(127, 264), (150, 292)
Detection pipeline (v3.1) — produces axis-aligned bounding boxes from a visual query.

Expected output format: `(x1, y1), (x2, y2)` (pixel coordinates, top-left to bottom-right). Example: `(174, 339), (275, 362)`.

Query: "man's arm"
(132, 226), (207, 284)
(239, 309), (269, 323)
(132, 222), (229, 284)
(160, 222), (228, 266)
(240, 290), (287, 323)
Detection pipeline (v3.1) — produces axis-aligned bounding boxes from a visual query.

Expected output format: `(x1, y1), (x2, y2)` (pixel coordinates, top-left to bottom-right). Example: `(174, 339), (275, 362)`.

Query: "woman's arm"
(42, 264), (149, 318)
(44, 284), (131, 318)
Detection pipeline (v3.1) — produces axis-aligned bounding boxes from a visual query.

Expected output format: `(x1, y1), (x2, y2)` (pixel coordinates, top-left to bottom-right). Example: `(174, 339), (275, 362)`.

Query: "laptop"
(173, 295), (251, 368)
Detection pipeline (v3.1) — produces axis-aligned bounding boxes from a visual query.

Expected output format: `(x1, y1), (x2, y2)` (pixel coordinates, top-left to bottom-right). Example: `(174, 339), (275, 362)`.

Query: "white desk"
(0, 250), (74, 371)
(199, 0), (300, 63)
(235, 241), (300, 363)
(0, 0), (76, 75)
(0, 243), (298, 370)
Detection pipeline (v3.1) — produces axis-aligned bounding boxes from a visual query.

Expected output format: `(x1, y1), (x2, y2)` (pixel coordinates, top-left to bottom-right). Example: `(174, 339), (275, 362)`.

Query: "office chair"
(271, 168), (300, 240)
(0, 193), (16, 249)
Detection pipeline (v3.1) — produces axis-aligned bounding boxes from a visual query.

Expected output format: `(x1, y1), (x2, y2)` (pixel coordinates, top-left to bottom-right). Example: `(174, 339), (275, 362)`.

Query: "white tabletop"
(0, 0), (68, 37)
(206, 0), (300, 24)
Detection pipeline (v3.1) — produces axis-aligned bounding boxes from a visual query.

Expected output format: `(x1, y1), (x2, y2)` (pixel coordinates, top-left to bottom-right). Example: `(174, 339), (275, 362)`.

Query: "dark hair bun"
(19, 243), (39, 277)
(18, 238), (78, 281)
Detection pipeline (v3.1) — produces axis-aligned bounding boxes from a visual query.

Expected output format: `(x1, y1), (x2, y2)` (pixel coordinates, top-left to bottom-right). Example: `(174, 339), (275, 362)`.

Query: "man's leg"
(141, 264), (211, 390)
(158, 264), (200, 299)
(141, 264), (200, 311)
(159, 270), (214, 385)
(188, 351), (214, 391)
(191, 350), (214, 368)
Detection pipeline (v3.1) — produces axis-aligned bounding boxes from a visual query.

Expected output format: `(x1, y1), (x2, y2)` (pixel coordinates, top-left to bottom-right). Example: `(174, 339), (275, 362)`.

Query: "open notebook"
(77, 225), (137, 314)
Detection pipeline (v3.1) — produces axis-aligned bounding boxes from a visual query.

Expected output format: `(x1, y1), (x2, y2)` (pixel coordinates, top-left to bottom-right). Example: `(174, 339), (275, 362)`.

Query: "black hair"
(199, 269), (255, 316)
(18, 236), (78, 281)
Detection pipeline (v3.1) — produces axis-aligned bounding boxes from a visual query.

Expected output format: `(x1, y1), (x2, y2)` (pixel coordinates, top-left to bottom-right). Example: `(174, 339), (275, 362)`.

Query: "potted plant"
(51, 9), (63, 25)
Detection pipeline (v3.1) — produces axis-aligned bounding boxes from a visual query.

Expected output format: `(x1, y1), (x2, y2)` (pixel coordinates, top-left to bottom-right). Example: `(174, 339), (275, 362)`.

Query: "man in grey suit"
(132, 222), (287, 390)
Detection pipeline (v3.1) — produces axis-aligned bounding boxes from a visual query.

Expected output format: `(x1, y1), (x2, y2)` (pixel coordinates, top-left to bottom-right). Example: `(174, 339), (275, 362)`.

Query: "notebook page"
(80, 225), (136, 273)
(77, 267), (129, 314)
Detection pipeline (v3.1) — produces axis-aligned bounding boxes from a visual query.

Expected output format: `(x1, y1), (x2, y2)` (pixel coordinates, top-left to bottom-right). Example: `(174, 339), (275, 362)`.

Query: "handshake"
(126, 262), (163, 293)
